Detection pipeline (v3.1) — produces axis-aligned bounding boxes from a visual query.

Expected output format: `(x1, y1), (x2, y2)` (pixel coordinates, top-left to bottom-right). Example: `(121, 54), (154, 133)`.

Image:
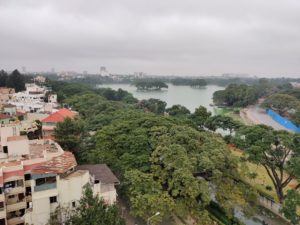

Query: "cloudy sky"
(0, 0), (300, 77)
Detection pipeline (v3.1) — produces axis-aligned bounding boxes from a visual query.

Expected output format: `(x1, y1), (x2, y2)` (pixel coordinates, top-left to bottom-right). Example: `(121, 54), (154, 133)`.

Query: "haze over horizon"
(1, 0), (300, 77)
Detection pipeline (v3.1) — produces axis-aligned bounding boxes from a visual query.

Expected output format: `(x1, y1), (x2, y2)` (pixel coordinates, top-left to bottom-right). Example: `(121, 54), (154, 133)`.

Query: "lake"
(97, 83), (224, 113)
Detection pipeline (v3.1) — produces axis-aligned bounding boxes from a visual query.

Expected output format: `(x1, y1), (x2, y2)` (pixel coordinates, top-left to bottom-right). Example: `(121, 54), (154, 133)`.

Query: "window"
(95, 180), (100, 184)
(3, 146), (8, 154)
(36, 176), (56, 186)
(49, 196), (57, 204)
(26, 187), (32, 196)
(8, 195), (15, 199)
(72, 201), (76, 208)
(24, 174), (31, 181)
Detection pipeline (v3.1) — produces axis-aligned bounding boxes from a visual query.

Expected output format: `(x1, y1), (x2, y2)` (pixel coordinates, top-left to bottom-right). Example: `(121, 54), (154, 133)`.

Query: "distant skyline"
(1, 0), (300, 77)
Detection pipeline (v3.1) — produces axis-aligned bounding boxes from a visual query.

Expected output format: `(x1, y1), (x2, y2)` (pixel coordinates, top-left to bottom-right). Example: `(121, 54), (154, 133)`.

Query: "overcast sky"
(0, 0), (300, 77)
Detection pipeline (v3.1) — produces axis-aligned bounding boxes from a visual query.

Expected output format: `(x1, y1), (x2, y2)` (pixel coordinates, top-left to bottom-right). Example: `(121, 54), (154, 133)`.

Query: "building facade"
(0, 125), (119, 225)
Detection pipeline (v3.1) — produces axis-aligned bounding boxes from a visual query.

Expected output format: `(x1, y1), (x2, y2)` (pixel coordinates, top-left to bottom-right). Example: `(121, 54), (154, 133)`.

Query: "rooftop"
(76, 164), (119, 184)
(31, 151), (77, 174)
(0, 114), (11, 120)
(29, 142), (60, 159)
(42, 108), (77, 123)
(7, 136), (27, 142)
(3, 103), (16, 108)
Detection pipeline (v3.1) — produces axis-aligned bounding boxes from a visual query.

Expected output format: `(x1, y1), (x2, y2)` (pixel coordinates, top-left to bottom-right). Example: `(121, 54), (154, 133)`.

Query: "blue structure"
(266, 109), (300, 133)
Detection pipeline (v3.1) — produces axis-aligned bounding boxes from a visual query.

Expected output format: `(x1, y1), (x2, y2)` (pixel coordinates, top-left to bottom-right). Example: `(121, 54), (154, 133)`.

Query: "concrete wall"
(7, 139), (29, 156)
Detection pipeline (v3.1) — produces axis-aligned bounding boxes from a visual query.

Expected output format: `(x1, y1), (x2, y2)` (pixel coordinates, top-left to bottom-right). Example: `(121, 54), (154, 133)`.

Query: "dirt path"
(243, 106), (290, 131)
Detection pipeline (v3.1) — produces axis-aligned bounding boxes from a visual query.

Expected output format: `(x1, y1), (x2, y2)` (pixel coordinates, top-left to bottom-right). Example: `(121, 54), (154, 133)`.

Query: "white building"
(0, 125), (119, 225)
(9, 84), (58, 113)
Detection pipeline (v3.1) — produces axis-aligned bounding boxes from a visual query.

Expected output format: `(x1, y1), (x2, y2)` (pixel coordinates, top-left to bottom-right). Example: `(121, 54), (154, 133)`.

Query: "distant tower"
(100, 66), (109, 76)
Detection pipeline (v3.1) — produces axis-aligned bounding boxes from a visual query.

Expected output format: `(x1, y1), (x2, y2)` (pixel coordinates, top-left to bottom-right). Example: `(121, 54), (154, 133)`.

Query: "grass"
(229, 146), (299, 202)
(214, 107), (247, 124)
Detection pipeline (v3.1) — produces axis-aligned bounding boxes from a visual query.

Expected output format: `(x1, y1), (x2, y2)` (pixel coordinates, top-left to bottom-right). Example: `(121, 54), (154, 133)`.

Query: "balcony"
(6, 201), (26, 212)
(4, 186), (24, 195)
(25, 180), (31, 187)
(34, 183), (57, 192)
(7, 217), (25, 225)
(0, 209), (5, 219)
(26, 195), (32, 202)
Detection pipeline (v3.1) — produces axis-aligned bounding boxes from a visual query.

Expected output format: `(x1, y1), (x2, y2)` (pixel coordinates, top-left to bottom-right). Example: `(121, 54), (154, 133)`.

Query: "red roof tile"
(0, 114), (11, 120)
(31, 151), (77, 174)
(42, 108), (77, 123)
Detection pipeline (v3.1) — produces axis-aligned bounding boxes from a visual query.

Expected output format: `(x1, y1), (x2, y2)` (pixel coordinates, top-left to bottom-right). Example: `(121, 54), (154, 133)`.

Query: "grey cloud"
(0, 0), (300, 76)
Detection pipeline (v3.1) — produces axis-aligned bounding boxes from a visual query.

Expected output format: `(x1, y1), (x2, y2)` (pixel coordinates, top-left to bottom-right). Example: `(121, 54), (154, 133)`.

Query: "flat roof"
(7, 136), (28, 142)
(76, 164), (119, 184)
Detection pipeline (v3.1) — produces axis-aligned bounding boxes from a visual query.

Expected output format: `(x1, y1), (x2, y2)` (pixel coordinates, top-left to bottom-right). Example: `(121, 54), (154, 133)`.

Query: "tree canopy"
(67, 185), (125, 225)
(135, 80), (168, 90)
(213, 84), (259, 107)
(233, 124), (300, 203)
(262, 93), (300, 116)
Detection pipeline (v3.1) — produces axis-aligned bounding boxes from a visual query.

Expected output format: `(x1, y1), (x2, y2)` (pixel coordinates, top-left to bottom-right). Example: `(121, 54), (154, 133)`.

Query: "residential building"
(0, 89), (15, 107)
(42, 108), (77, 139)
(9, 84), (58, 113)
(0, 125), (119, 225)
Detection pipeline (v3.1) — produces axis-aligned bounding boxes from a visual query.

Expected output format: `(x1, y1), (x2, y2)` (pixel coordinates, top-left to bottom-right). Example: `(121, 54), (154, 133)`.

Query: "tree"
(262, 93), (300, 116)
(7, 69), (25, 92)
(54, 117), (84, 152)
(233, 124), (300, 203)
(135, 80), (168, 90)
(67, 185), (125, 225)
(190, 106), (211, 128)
(213, 84), (259, 107)
(137, 98), (167, 115)
(280, 190), (300, 224)
(0, 70), (8, 87)
(205, 115), (242, 135)
(166, 105), (190, 117)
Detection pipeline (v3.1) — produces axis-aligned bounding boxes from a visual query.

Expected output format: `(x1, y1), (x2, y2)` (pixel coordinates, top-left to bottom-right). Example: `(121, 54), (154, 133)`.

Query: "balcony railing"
(34, 183), (57, 192)
(7, 216), (25, 225)
(6, 201), (26, 212)
(4, 186), (24, 195)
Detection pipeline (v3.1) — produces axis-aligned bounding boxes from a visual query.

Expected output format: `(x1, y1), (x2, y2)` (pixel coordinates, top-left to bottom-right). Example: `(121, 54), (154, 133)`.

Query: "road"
(243, 106), (290, 131)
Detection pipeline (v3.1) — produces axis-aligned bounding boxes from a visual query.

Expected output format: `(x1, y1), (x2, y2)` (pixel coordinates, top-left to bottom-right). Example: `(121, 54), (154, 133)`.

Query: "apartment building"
(0, 125), (119, 225)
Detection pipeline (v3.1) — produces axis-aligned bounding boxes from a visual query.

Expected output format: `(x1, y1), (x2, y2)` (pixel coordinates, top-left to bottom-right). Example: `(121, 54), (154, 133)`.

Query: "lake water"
(98, 83), (224, 113)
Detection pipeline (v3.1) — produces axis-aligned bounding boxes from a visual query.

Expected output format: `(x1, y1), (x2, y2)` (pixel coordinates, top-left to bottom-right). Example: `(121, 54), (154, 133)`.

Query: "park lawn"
(229, 146), (299, 202)
(214, 107), (248, 124)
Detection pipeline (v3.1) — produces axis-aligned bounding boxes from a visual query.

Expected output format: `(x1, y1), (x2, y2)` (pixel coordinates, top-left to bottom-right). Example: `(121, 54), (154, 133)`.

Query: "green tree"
(213, 84), (259, 107)
(234, 124), (300, 203)
(0, 70), (8, 87)
(137, 98), (167, 115)
(280, 190), (300, 224)
(262, 93), (300, 116)
(166, 105), (190, 117)
(205, 115), (241, 135)
(67, 185), (125, 225)
(54, 117), (84, 152)
(7, 69), (25, 92)
(190, 106), (211, 128)
(135, 80), (168, 90)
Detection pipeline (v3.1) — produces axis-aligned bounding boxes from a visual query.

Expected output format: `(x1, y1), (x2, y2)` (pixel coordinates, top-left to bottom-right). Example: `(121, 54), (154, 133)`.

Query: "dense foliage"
(171, 78), (207, 87)
(135, 80), (168, 90)
(0, 69), (26, 92)
(213, 84), (259, 107)
(233, 124), (300, 203)
(66, 185), (125, 225)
